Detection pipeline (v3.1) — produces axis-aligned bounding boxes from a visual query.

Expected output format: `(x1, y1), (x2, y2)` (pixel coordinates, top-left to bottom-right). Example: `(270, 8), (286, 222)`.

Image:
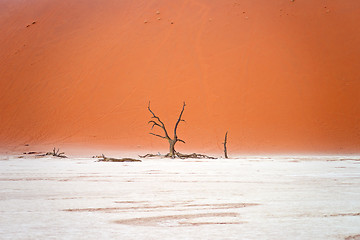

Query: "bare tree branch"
(148, 120), (162, 129)
(149, 132), (167, 139)
(174, 102), (186, 139)
(177, 139), (186, 144)
(148, 101), (170, 139)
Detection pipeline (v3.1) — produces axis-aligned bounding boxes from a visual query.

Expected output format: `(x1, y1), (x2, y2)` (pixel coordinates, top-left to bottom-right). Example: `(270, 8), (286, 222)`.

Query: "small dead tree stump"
(35, 148), (67, 158)
(224, 131), (229, 159)
(47, 148), (67, 158)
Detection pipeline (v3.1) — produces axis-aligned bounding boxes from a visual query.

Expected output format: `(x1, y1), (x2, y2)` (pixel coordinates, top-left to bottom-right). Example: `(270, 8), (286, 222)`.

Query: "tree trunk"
(169, 139), (177, 158)
(224, 131), (228, 159)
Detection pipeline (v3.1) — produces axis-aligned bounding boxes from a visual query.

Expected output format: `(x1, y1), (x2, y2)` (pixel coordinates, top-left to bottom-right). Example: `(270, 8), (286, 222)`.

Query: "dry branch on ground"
(139, 152), (216, 159)
(34, 148), (67, 158)
(97, 154), (141, 162)
(46, 148), (67, 158)
(175, 152), (217, 159)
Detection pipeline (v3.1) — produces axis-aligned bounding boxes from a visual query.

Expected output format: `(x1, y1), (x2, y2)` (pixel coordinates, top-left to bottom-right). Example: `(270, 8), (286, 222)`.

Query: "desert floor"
(1, 155), (360, 239)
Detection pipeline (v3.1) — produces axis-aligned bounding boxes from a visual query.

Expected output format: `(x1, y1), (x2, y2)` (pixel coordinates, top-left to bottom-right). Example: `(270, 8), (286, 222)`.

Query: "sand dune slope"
(1, 0), (360, 154)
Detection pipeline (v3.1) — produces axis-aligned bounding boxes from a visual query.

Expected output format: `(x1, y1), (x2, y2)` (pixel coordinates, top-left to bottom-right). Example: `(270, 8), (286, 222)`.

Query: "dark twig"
(177, 139), (186, 144)
(148, 120), (162, 130)
(149, 133), (167, 139)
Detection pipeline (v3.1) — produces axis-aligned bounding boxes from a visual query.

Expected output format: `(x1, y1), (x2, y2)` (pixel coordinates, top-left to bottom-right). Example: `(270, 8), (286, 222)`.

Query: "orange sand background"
(1, 0), (360, 154)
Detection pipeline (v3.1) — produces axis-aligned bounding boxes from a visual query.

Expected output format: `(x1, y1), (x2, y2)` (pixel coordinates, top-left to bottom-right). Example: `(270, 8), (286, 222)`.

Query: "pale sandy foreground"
(0, 155), (360, 239)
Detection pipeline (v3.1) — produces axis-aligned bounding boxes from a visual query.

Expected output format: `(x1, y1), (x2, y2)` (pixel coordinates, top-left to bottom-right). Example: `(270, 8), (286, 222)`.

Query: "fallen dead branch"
(139, 152), (216, 159)
(35, 148), (67, 158)
(175, 152), (216, 159)
(23, 151), (43, 155)
(138, 153), (163, 158)
(97, 154), (141, 162)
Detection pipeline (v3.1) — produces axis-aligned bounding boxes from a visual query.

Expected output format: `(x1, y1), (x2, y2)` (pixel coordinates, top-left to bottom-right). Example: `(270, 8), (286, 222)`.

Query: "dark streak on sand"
(63, 202), (259, 213)
(114, 212), (241, 226)
(325, 213), (360, 217)
(184, 203), (259, 209)
(345, 234), (360, 240)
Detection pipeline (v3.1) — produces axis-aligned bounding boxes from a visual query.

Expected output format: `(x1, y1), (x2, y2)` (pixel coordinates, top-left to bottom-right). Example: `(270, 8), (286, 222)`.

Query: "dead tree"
(42, 147), (67, 158)
(147, 101), (186, 158)
(223, 131), (228, 158)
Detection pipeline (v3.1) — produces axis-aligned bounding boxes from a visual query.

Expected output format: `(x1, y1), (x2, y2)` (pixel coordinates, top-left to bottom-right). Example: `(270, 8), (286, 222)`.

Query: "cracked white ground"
(1, 155), (359, 239)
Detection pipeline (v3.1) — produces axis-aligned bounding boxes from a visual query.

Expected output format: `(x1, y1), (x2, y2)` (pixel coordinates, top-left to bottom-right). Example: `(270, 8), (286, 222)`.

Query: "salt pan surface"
(0, 155), (359, 239)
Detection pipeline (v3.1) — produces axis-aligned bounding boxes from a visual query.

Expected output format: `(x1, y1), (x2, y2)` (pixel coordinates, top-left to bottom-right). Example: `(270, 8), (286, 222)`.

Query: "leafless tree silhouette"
(141, 102), (216, 159)
(147, 101), (186, 158)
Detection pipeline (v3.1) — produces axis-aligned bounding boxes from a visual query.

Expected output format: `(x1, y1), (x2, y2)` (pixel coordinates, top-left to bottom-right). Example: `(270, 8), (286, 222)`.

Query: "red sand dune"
(1, 0), (360, 155)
